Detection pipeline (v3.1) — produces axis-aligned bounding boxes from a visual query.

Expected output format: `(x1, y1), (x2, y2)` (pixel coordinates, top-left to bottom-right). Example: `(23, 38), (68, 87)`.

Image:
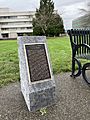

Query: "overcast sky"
(0, 0), (88, 29)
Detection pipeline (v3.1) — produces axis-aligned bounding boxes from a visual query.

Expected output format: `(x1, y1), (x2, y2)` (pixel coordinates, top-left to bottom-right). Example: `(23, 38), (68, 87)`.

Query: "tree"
(33, 0), (54, 35)
(47, 14), (65, 36)
(33, 0), (65, 36)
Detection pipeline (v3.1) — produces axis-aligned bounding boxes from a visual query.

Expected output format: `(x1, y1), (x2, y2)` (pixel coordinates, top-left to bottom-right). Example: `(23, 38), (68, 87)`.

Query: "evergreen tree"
(47, 14), (65, 36)
(33, 0), (65, 36)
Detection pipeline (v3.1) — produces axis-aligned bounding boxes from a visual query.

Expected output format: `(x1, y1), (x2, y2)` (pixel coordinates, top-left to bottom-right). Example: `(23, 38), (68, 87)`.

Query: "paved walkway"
(0, 72), (90, 120)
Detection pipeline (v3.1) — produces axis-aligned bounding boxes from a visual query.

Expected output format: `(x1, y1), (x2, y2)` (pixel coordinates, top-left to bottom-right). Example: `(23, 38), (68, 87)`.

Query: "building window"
(1, 28), (9, 30)
(2, 33), (8, 38)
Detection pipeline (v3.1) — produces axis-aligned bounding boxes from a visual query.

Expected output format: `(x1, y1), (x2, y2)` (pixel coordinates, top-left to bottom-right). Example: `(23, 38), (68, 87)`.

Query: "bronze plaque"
(25, 44), (51, 82)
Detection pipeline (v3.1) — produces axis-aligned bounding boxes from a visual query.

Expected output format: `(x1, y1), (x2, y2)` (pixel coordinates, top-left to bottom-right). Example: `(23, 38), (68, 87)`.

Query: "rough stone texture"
(17, 36), (56, 111)
(0, 73), (90, 120)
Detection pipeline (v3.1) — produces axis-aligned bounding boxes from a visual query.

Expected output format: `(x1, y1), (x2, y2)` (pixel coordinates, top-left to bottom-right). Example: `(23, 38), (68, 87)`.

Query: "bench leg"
(71, 57), (82, 78)
(71, 58), (75, 77)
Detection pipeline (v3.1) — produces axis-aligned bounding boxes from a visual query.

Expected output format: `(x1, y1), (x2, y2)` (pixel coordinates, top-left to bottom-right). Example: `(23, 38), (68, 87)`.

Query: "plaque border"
(24, 43), (53, 84)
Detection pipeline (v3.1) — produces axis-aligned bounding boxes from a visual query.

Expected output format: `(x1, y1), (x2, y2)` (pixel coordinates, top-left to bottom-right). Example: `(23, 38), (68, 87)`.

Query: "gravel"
(0, 72), (90, 120)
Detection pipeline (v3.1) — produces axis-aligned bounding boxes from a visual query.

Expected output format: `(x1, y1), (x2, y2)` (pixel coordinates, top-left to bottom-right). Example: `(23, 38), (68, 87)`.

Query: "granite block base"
(21, 82), (56, 111)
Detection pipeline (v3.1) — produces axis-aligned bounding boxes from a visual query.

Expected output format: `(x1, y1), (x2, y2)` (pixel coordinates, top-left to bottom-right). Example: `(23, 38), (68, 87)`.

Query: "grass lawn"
(0, 37), (72, 87)
(47, 37), (72, 73)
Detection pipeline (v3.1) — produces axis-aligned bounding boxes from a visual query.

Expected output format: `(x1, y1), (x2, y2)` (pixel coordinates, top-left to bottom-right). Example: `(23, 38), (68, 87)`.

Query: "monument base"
(21, 80), (56, 111)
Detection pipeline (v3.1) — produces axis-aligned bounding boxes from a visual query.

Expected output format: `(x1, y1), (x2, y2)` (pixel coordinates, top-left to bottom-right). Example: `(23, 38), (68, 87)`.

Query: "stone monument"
(17, 36), (56, 112)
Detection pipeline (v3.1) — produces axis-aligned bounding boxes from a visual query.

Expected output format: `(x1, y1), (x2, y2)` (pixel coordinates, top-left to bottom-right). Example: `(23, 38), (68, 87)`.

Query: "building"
(72, 14), (90, 29)
(0, 8), (35, 39)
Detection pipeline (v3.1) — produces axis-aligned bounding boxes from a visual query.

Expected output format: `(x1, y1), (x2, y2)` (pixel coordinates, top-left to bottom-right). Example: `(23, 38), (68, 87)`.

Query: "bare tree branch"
(78, 2), (90, 27)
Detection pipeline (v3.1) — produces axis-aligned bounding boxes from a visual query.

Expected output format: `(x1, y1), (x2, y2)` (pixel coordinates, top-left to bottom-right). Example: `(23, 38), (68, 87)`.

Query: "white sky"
(0, 0), (88, 29)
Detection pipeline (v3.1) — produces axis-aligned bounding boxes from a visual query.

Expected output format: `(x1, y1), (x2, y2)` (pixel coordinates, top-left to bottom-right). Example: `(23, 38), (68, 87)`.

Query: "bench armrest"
(77, 43), (90, 50)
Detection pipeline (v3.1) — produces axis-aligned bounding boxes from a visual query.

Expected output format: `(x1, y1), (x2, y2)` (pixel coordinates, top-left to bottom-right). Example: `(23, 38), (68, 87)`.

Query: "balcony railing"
(0, 18), (33, 23)
(1, 29), (33, 33)
(1, 24), (33, 28)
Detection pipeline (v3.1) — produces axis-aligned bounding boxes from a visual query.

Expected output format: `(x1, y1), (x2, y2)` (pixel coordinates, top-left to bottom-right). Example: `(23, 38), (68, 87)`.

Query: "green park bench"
(67, 29), (90, 85)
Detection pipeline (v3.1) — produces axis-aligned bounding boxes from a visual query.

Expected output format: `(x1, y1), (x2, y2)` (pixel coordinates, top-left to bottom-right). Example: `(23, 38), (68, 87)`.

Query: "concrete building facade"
(0, 8), (35, 39)
(72, 14), (90, 29)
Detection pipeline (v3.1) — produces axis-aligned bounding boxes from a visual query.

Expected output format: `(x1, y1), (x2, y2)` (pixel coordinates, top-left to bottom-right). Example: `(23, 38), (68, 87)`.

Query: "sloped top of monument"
(17, 36), (46, 44)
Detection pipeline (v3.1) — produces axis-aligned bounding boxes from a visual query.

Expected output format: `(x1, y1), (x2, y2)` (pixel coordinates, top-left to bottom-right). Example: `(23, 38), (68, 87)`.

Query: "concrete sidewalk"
(0, 72), (90, 120)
